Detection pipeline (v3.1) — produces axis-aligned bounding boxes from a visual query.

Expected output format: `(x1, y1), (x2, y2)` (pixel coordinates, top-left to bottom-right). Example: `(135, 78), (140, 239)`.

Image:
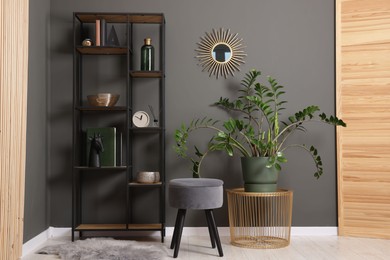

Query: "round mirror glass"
(212, 43), (232, 63)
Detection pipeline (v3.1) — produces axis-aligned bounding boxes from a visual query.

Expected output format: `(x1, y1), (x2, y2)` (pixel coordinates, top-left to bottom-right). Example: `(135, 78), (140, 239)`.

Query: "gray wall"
(47, 0), (336, 228)
(24, 0), (51, 242)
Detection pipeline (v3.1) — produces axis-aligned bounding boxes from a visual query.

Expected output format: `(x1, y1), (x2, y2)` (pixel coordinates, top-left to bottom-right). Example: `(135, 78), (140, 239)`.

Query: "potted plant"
(174, 69), (346, 192)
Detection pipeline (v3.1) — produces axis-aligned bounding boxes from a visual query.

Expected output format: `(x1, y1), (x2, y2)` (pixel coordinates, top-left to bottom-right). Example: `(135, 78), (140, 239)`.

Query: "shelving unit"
(72, 12), (165, 242)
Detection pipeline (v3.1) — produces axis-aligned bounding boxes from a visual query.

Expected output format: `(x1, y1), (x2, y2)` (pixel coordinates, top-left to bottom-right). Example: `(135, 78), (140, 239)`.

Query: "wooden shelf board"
(76, 47), (128, 55)
(129, 182), (162, 187)
(74, 166), (127, 170)
(76, 224), (127, 230)
(76, 14), (128, 23)
(130, 71), (163, 78)
(127, 223), (163, 230)
(129, 15), (164, 24)
(76, 13), (164, 24)
(75, 223), (163, 231)
(76, 106), (128, 111)
(130, 127), (162, 133)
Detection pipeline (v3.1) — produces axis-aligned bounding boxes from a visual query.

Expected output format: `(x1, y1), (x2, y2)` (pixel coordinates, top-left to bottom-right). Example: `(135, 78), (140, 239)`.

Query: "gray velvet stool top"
(169, 178), (224, 210)
(169, 178), (224, 257)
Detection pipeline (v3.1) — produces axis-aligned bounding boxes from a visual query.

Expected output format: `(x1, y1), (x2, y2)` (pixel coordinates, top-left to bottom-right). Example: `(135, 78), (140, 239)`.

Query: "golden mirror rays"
(195, 28), (246, 79)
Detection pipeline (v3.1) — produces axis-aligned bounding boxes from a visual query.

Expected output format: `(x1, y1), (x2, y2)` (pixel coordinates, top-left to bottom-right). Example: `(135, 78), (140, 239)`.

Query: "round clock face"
(132, 111), (150, 127)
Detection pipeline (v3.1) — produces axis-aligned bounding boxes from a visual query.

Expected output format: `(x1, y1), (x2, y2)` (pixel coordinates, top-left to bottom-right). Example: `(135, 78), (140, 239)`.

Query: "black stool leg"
(205, 209), (223, 257)
(170, 209), (182, 249)
(205, 210), (216, 248)
(173, 209), (186, 258)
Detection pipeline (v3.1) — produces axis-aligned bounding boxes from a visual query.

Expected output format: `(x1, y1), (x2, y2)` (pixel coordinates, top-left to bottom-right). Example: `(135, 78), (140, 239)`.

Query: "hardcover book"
(95, 19), (101, 46)
(100, 19), (106, 46)
(86, 127), (116, 166)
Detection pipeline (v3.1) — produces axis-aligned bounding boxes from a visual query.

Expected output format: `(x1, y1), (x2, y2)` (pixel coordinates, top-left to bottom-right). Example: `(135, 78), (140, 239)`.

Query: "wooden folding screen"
(0, 0), (29, 258)
(336, 0), (390, 239)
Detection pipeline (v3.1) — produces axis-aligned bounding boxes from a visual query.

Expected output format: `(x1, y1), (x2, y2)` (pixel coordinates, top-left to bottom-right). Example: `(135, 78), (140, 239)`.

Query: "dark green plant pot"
(241, 157), (279, 192)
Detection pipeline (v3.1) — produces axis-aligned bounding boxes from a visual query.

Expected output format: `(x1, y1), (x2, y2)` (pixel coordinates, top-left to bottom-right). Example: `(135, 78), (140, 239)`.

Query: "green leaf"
(277, 156), (288, 163)
(226, 144), (234, 156)
(217, 131), (227, 138)
(236, 120), (244, 131)
(223, 121), (233, 132)
(211, 143), (226, 150)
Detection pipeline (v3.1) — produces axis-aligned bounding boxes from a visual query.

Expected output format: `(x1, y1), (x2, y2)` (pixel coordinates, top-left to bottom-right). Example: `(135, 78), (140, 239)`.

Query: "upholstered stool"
(169, 178), (224, 258)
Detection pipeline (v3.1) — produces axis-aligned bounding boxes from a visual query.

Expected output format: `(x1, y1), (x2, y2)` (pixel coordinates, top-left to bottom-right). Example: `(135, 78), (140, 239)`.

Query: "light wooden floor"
(22, 235), (390, 260)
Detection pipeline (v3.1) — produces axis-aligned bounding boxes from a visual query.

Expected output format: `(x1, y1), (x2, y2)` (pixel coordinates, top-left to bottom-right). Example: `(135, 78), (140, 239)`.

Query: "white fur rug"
(38, 238), (165, 260)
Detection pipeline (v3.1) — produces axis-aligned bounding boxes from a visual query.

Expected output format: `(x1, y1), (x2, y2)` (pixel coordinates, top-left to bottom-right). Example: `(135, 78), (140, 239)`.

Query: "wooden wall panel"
(336, 0), (390, 239)
(0, 0), (29, 259)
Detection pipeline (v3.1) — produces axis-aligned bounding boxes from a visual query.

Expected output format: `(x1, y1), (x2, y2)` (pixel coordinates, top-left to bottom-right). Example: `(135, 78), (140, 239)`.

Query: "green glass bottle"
(140, 38), (154, 71)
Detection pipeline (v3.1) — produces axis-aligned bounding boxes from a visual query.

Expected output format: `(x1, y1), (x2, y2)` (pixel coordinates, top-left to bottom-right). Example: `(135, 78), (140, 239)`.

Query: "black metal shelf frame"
(72, 12), (165, 242)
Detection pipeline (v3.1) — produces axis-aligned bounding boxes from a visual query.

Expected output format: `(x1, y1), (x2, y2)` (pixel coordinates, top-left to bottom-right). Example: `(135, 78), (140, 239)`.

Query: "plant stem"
(229, 136), (251, 157)
(189, 124), (251, 157)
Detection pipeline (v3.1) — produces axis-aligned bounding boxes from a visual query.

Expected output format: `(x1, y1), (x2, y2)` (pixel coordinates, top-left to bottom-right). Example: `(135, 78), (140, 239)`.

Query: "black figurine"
(88, 133), (104, 167)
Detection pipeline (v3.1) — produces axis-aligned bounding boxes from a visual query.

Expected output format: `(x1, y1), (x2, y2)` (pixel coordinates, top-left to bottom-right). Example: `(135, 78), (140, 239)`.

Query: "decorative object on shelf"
(174, 69), (346, 192)
(86, 127), (116, 166)
(100, 19), (107, 46)
(87, 93), (119, 107)
(117, 132), (123, 166)
(82, 38), (93, 46)
(141, 38), (155, 71)
(132, 111), (150, 127)
(95, 19), (101, 46)
(136, 171), (160, 183)
(88, 133), (104, 167)
(195, 28), (246, 79)
(107, 25), (120, 46)
(148, 105), (159, 127)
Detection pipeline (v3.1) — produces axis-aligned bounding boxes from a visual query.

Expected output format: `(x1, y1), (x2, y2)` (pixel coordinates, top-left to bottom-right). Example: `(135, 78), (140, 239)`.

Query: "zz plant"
(174, 69), (346, 178)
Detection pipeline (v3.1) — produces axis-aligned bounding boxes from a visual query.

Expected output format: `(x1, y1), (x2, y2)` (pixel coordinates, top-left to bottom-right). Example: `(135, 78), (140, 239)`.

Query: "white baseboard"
(291, 227), (337, 236)
(22, 229), (50, 257)
(47, 226), (73, 238)
(167, 227), (337, 237)
(22, 227), (76, 257)
(22, 226), (337, 257)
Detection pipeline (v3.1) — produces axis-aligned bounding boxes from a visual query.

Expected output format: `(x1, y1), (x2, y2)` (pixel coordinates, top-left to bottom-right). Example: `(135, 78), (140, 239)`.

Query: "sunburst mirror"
(195, 28), (246, 79)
